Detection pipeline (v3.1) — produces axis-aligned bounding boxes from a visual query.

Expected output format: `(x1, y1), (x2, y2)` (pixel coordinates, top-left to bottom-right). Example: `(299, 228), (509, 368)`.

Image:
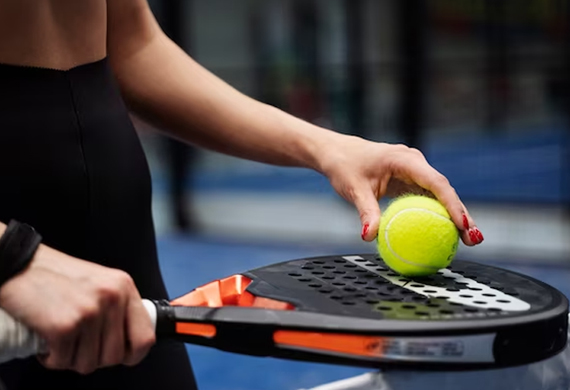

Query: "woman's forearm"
(109, 31), (343, 174)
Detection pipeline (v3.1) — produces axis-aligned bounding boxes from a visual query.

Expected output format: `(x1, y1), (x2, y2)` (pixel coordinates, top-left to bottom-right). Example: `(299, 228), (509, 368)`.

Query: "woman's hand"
(0, 243), (155, 374)
(319, 135), (484, 246)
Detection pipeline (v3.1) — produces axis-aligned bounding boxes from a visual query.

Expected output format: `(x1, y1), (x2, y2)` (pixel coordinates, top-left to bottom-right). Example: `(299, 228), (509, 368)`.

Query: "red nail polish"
(462, 214), (469, 230)
(469, 229), (478, 243)
(361, 224), (370, 240)
(474, 228), (484, 242)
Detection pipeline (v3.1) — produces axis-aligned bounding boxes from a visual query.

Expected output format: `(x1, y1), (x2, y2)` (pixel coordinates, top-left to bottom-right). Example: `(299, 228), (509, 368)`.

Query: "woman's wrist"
(313, 132), (364, 178)
(297, 123), (349, 176)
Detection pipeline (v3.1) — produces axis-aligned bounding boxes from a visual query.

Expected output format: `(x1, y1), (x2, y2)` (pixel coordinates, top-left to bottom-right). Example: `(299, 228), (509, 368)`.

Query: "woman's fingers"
(347, 181), (383, 242)
(72, 308), (104, 375)
(39, 327), (77, 370)
(122, 296), (155, 367)
(398, 153), (484, 245)
(459, 200), (484, 246)
(99, 296), (126, 368)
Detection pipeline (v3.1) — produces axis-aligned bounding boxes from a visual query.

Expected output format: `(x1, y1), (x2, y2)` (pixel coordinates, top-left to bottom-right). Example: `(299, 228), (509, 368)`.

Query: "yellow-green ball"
(377, 195), (459, 277)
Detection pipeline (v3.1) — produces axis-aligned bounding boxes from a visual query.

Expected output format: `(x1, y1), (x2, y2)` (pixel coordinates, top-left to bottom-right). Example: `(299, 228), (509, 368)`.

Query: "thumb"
(353, 187), (381, 242)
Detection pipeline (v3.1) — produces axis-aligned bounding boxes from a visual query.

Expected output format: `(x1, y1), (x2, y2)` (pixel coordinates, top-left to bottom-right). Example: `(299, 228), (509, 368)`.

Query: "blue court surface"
(156, 234), (570, 390)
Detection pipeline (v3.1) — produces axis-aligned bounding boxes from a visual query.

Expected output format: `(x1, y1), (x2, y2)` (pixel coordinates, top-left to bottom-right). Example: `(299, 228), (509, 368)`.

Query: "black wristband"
(0, 220), (42, 287)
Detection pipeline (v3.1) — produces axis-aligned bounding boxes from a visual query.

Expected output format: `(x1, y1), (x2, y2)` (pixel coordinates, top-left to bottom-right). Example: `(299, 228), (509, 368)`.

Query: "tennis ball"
(377, 194), (459, 277)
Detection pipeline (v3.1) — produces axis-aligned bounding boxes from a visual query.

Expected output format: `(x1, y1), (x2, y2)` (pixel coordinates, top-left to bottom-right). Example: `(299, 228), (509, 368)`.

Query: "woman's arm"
(106, 0), (483, 246)
(106, 0), (338, 174)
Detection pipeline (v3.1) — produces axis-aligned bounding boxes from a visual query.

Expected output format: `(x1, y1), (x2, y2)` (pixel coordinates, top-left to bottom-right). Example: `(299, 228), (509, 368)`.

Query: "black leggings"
(0, 59), (197, 389)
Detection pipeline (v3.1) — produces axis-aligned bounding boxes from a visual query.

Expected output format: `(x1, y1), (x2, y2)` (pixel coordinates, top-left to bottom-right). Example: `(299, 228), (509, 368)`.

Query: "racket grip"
(0, 299), (158, 364)
(0, 307), (45, 363)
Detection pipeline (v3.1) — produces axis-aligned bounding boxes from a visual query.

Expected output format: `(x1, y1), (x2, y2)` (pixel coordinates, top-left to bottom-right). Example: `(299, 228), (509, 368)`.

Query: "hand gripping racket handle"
(0, 299), (158, 364)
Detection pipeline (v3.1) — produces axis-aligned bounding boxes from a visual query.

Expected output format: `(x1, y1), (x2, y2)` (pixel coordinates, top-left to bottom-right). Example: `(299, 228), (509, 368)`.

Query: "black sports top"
(0, 58), (198, 389)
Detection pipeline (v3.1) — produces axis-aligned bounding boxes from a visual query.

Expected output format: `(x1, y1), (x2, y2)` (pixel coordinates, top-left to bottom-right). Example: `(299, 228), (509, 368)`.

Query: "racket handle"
(0, 299), (158, 364)
(0, 307), (45, 363)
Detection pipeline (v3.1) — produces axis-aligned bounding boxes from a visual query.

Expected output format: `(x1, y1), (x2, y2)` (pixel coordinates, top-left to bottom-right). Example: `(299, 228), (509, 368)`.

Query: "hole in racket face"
(278, 254), (535, 321)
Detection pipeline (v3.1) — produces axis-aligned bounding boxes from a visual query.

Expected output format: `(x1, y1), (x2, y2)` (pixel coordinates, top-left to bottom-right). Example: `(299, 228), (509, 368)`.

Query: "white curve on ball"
(384, 208), (455, 271)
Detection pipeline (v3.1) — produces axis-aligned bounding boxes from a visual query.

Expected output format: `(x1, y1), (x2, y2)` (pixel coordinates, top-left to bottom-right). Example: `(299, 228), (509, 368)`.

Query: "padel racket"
(0, 254), (567, 370)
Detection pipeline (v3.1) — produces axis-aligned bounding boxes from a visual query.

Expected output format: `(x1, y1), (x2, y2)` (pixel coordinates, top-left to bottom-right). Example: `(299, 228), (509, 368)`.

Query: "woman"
(0, 1), (483, 389)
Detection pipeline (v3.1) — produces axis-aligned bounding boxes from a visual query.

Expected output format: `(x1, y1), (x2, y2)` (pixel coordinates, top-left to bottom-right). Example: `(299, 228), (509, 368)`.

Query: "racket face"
(165, 254), (568, 370)
(245, 254), (559, 322)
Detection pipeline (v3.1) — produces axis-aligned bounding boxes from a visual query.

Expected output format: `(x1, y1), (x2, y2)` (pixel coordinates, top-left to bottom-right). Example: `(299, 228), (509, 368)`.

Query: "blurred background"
(134, 1), (570, 389)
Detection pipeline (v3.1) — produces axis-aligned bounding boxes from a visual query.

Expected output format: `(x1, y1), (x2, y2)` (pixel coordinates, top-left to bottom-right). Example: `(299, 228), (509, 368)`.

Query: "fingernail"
(462, 214), (469, 230)
(468, 229), (478, 243)
(474, 227), (484, 242)
(468, 228), (483, 244)
(361, 224), (370, 240)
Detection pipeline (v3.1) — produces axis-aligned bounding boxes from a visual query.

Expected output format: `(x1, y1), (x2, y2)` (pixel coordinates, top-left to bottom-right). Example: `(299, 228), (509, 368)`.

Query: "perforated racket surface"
(155, 254), (568, 370)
